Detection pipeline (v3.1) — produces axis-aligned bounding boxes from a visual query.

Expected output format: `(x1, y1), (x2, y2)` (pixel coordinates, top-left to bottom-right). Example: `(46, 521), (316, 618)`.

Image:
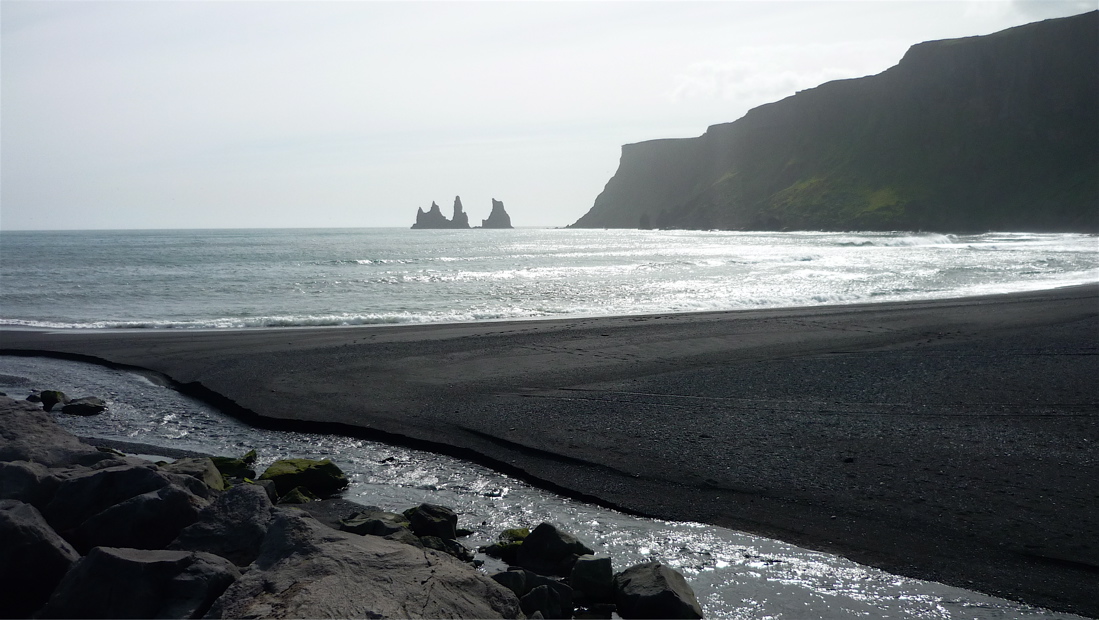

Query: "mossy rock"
(481, 527), (530, 564)
(39, 390), (69, 412)
(210, 449), (258, 479)
(259, 458), (348, 498)
(277, 486), (318, 505)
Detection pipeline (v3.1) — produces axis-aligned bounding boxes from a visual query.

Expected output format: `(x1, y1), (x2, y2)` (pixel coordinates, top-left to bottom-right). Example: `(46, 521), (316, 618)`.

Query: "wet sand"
(3, 284), (1098, 617)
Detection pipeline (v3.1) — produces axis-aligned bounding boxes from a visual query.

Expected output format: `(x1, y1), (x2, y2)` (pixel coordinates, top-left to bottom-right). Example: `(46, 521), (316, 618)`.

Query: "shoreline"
(2, 278), (1096, 333)
(3, 284), (1098, 617)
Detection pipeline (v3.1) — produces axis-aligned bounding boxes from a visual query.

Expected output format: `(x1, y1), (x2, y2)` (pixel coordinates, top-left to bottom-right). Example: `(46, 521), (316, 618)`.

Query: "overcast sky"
(1, 1), (1092, 230)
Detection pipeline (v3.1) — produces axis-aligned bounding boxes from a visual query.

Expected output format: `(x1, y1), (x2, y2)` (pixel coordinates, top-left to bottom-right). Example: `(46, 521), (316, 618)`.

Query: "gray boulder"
(60, 396), (106, 416)
(0, 460), (59, 507)
(72, 483), (208, 553)
(39, 546), (240, 619)
(420, 535), (476, 562)
(205, 509), (521, 619)
(170, 483), (277, 567)
(339, 508), (411, 537)
(160, 457), (225, 492)
(570, 554), (614, 604)
(613, 562), (703, 619)
(0, 396), (113, 467)
(402, 502), (458, 539)
(0, 500), (80, 618)
(521, 584), (571, 620)
(517, 522), (595, 576)
(41, 462), (170, 533)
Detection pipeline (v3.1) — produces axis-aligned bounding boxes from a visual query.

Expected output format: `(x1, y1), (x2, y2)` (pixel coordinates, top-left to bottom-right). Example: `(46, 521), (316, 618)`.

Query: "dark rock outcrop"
(205, 509), (521, 619)
(403, 502), (459, 539)
(516, 522), (595, 577)
(170, 483), (277, 567)
(39, 546), (240, 619)
(482, 198), (514, 228)
(0, 500), (80, 618)
(72, 483), (208, 553)
(412, 196), (473, 229)
(571, 11), (1099, 232)
(0, 395), (527, 618)
(570, 555), (614, 604)
(612, 562), (703, 619)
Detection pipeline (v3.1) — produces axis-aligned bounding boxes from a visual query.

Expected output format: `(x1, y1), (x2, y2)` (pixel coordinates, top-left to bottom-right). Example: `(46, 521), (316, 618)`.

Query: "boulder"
(517, 522), (595, 576)
(277, 486), (318, 504)
(570, 555), (614, 604)
(170, 483), (277, 567)
(39, 546), (240, 619)
(205, 509), (521, 619)
(521, 584), (571, 620)
(0, 460), (60, 507)
(420, 535), (476, 562)
(41, 462), (170, 533)
(491, 568), (573, 611)
(339, 509), (410, 537)
(60, 396), (106, 416)
(0, 500), (80, 618)
(258, 458), (348, 498)
(482, 527), (529, 564)
(72, 482), (208, 553)
(38, 390), (69, 412)
(0, 396), (115, 467)
(160, 457), (226, 491)
(209, 449), (257, 480)
(612, 562), (703, 619)
(402, 502), (458, 539)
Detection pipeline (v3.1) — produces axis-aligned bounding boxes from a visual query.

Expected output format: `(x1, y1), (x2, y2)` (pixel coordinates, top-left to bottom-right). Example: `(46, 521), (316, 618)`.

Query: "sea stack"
(481, 199), (513, 229)
(411, 196), (471, 229)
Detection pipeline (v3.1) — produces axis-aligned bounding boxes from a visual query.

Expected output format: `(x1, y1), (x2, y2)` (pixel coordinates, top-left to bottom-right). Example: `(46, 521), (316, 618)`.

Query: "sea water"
(1, 228), (1096, 618)
(1, 228), (1096, 329)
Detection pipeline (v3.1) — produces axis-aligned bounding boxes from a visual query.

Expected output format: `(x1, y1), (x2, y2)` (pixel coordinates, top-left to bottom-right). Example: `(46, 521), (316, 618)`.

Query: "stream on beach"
(0, 355), (1084, 620)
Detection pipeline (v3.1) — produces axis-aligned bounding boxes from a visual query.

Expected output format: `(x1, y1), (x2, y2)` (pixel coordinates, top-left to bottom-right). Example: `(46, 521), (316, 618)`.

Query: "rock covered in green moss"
(258, 458), (348, 498)
(481, 527), (530, 564)
(210, 450), (257, 480)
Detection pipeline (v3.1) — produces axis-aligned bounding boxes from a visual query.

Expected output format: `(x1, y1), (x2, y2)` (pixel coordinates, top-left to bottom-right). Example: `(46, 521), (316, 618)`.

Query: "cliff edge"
(570, 11), (1098, 232)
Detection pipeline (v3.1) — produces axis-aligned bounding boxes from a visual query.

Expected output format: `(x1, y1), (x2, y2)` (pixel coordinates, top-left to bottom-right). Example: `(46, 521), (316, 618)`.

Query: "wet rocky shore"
(1, 394), (702, 619)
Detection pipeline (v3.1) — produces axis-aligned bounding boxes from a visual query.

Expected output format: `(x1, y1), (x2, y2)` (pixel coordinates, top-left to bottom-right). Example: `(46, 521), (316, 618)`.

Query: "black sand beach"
(3, 285), (1097, 617)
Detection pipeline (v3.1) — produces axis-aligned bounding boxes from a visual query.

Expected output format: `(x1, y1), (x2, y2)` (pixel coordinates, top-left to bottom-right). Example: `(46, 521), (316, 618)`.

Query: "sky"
(1, 1), (1093, 230)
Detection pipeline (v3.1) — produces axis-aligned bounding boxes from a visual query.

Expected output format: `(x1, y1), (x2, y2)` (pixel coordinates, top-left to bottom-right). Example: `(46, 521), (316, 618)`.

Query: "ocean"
(1, 227), (1095, 619)
(2, 228), (1096, 329)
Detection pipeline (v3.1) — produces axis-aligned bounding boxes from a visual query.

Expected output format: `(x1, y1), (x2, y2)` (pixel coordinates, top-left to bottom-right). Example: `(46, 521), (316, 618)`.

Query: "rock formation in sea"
(411, 196), (471, 229)
(482, 199), (514, 229)
(569, 11), (1098, 233)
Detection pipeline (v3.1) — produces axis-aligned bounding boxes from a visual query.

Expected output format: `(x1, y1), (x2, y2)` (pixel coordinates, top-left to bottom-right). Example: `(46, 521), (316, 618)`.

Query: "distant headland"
(569, 11), (1098, 233)
(412, 196), (513, 229)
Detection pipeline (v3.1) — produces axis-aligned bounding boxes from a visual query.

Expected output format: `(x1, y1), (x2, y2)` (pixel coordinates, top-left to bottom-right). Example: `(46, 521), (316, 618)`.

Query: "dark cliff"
(571, 12), (1098, 232)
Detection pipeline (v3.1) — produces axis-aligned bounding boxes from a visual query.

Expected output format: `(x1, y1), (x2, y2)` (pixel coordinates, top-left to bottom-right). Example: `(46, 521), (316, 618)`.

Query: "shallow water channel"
(0, 355), (1082, 619)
